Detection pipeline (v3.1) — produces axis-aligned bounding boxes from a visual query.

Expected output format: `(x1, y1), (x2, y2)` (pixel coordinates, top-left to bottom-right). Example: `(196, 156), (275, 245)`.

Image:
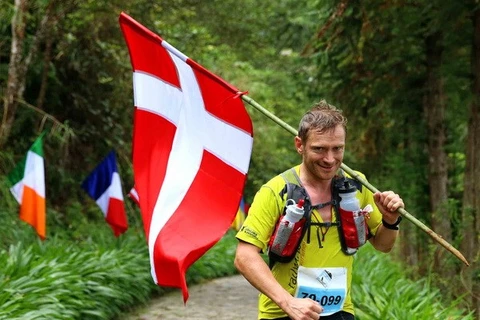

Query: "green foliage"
(0, 226), (239, 320)
(353, 245), (474, 320)
(0, 233), (152, 320)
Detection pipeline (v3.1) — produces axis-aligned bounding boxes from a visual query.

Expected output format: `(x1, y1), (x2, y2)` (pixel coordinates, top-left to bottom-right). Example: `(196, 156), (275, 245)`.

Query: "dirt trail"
(121, 275), (259, 320)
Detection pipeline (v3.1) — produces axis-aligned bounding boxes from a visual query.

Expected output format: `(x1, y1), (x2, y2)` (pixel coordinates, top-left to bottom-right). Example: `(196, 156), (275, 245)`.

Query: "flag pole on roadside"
(240, 94), (470, 267)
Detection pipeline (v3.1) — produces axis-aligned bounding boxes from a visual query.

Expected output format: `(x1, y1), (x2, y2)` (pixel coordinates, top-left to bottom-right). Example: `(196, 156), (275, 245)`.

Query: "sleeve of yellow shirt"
(354, 171), (383, 236)
(236, 175), (285, 253)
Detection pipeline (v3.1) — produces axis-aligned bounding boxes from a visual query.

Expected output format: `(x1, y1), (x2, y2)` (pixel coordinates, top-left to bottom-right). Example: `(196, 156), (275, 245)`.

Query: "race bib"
(294, 266), (347, 316)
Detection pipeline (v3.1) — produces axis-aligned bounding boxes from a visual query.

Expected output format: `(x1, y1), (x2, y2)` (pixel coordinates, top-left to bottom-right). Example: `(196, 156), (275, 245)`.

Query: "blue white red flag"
(119, 12), (253, 302)
(82, 150), (128, 237)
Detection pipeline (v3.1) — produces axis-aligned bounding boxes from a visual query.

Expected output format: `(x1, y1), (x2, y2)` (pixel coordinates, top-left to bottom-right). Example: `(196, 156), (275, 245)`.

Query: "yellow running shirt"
(236, 165), (383, 319)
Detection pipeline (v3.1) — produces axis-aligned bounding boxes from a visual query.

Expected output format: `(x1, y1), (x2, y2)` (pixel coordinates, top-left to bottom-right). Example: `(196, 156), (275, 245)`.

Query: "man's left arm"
(369, 191), (404, 253)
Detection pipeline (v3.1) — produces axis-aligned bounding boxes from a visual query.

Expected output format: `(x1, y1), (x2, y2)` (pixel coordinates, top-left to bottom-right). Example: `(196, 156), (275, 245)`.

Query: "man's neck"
(298, 164), (332, 193)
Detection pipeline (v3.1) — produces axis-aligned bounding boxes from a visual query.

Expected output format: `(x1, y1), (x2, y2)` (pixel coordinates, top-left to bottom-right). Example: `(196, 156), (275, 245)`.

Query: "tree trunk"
(0, 0), (28, 147)
(0, 0), (59, 148)
(400, 126), (420, 272)
(461, 7), (480, 317)
(36, 36), (53, 111)
(423, 31), (452, 278)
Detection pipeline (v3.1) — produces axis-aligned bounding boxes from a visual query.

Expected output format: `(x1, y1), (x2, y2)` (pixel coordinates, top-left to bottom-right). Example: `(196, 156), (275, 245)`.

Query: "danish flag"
(119, 13), (253, 302)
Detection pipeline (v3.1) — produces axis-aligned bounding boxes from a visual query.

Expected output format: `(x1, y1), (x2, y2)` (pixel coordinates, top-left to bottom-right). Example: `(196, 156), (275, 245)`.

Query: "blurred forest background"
(1, 0), (479, 319)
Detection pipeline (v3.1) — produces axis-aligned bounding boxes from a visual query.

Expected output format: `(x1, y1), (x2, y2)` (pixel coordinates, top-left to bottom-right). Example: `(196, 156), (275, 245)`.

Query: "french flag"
(82, 150), (128, 237)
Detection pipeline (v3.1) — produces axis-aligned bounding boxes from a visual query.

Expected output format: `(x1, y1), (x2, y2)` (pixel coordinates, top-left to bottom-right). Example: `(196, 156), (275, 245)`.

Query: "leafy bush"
(0, 233), (150, 320)
(0, 224), (238, 320)
(352, 245), (474, 320)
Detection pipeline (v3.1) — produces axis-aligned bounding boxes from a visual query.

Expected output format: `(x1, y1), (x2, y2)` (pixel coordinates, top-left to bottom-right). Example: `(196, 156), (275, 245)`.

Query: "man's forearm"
(235, 242), (293, 310)
(370, 225), (399, 253)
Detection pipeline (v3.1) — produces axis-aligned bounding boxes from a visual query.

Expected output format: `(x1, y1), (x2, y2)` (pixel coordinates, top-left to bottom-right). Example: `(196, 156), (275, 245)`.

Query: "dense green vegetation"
(0, 218), (473, 320)
(1, 0), (479, 318)
(353, 246), (474, 320)
(0, 215), (240, 320)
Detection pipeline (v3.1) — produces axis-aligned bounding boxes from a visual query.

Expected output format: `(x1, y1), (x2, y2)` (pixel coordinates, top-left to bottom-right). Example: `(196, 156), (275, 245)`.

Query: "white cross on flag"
(119, 13), (253, 302)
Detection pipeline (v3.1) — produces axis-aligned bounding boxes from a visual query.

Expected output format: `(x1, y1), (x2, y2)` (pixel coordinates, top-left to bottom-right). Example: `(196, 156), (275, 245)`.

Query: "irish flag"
(8, 133), (46, 239)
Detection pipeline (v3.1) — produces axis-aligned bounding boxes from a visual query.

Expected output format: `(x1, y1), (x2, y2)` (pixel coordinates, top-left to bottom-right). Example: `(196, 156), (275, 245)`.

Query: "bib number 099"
(300, 292), (342, 306)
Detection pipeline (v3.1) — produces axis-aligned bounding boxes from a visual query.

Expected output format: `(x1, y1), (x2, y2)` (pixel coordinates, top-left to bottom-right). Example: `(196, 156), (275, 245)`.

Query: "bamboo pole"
(241, 94), (470, 267)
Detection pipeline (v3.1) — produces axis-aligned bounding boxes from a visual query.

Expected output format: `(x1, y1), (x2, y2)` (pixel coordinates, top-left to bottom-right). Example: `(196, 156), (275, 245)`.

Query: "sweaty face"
(299, 125), (345, 182)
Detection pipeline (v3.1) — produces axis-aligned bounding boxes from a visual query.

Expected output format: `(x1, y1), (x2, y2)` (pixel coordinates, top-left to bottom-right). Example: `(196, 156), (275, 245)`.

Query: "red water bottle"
(269, 199), (305, 256)
(338, 181), (367, 254)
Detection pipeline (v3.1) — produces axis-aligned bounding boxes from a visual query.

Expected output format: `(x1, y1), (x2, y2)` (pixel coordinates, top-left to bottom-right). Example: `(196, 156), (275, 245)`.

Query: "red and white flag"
(119, 13), (253, 302)
(128, 187), (140, 207)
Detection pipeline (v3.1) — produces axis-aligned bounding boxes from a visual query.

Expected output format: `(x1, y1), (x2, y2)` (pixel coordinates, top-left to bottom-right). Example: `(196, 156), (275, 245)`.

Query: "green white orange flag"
(8, 133), (46, 239)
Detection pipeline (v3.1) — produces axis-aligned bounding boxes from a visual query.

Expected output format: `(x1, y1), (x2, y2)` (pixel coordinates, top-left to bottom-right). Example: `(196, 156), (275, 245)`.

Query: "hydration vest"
(267, 167), (371, 268)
